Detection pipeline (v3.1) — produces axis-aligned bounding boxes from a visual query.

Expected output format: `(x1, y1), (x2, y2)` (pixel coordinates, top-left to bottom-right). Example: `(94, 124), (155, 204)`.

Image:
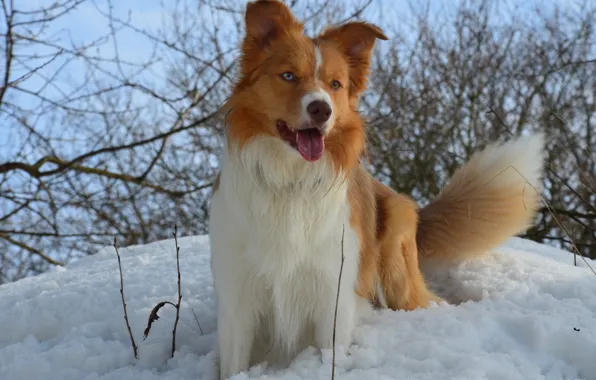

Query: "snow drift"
(1, 235), (595, 380)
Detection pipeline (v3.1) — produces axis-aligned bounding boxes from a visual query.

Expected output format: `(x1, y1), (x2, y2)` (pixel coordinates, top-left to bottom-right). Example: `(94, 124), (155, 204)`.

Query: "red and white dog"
(209, 1), (545, 378)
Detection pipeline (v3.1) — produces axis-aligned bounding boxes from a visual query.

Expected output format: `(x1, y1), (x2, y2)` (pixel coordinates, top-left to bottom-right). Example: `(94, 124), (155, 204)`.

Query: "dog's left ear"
(319, 22), (388, 95)
(244, 0), (302, 47)
(239, 1), (303, 80)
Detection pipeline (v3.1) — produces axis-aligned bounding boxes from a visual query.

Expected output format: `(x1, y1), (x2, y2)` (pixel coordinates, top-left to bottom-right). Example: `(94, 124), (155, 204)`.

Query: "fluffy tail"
(417, 133), (546, 264)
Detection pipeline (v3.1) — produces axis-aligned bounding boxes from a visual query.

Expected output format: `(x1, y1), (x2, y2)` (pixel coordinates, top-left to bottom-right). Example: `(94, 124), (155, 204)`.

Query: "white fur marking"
(210, 138), (365, 379)
(375, 280), (388, 308)
(314, 45), (323, 79)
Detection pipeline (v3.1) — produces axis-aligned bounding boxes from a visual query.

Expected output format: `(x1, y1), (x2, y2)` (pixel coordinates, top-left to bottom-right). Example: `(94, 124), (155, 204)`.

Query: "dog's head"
(226, 0), (387, 168)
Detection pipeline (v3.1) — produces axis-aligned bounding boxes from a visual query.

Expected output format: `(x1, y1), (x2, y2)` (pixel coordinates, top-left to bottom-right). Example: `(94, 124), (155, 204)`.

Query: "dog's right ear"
(319, 22), (387, 97)
(244, 0), (303, 46)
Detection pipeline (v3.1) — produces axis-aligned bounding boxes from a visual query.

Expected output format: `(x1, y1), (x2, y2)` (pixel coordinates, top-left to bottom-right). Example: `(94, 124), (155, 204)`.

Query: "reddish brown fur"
(222, 0), (452, 312)
(416, 147), (543, 265)
(319, 22), (387, 99)
(372, 180), (443, 309)
(347, 166), (379, 300)
(347, 168), (442, 310)
(221, 0), (542, 313)
(225, 0), (311, 151)
(224, 0), (382, 173)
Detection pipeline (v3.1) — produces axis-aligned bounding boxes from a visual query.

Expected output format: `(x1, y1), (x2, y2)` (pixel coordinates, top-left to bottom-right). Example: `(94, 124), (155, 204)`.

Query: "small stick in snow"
(191, 308), (204, 336)
(331, 225), (346, 380)
(114, 237), (139, 360)
(141, 225), (183, 359)
(171, 224), (183, 358)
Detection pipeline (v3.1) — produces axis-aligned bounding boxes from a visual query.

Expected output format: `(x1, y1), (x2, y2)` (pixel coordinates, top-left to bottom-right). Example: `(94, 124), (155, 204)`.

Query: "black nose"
(307, 100), (332, 125)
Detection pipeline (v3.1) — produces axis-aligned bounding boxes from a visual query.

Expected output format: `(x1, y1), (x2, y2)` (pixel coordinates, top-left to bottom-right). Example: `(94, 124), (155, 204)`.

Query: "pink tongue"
(296, 129), (324, 162)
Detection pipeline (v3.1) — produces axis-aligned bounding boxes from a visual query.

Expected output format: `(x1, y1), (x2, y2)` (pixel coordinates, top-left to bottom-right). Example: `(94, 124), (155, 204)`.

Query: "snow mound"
(1, 236), (594, 380)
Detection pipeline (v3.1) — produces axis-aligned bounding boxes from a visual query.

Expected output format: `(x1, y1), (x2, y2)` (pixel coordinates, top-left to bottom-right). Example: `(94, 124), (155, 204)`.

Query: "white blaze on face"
(299, 44), (335, 133)
(314, 44), (323, 80)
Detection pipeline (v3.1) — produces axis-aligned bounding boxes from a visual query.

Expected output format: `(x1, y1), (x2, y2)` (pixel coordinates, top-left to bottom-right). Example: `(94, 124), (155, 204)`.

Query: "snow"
(1, 235), (595, 380)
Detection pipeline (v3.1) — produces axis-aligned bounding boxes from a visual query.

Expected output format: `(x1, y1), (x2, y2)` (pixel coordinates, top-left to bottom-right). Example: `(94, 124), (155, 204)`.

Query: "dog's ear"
(244, 0), (302, 46)
(240, 1), (303, 79)
(319, 22), (388, 96)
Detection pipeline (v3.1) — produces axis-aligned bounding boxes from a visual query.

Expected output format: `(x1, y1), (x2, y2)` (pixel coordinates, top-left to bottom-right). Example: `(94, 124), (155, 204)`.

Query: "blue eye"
(281, 72), (295, 81)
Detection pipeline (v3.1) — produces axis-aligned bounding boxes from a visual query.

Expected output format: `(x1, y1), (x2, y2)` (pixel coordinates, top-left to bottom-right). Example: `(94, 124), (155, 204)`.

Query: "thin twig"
(171, 224), (182, 358)
(487, 164), (596, 276)
(488, 109), (596, 269)
(0, 233), (64, 266)
(331, 225), (346, 380)
(141, 225), (184, 353)
(114, 237), (138, 359)
(191, 308), (204, 336)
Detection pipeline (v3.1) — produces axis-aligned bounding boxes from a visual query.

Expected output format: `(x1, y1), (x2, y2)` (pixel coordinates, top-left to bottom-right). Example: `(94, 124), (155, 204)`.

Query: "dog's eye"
(281, 72), (295, 81)
(330, 80), (342, 89)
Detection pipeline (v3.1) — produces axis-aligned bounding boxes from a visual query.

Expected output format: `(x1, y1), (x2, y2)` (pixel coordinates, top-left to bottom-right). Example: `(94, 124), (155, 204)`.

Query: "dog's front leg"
(216, 295), (258, 380)
(312, 282), (356, 354)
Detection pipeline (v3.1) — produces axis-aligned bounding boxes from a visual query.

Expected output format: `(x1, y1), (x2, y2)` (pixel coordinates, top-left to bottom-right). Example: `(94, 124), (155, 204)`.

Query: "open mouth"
(276, 120), (324, 162)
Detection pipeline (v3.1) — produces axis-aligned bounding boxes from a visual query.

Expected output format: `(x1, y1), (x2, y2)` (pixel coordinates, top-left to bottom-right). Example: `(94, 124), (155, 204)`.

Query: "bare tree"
(363, 0), (595, 259)
(1, 0), (594, 283)
(0, 0), (374, 282)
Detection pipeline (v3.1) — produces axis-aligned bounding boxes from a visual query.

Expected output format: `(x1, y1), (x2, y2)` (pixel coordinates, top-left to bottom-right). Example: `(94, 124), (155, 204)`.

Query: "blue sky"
(11, 0), (581, 88)
(2, 0), (581, 162)
(12, 0), (580, 81)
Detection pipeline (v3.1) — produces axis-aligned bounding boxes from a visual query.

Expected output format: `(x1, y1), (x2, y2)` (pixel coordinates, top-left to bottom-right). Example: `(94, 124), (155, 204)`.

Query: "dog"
(208, 1), (545, 378)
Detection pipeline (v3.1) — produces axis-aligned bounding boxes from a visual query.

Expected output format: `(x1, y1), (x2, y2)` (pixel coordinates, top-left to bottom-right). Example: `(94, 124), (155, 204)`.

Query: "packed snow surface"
(1, 235), (595, 380)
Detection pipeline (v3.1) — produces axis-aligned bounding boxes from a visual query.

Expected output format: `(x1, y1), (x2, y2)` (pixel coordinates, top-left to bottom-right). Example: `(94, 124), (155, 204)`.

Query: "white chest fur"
(209, 138), (363, 379)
